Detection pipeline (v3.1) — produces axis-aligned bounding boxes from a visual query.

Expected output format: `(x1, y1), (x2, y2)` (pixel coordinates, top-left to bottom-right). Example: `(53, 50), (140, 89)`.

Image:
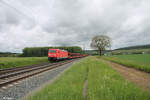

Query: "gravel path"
(0, 60), (77, 100)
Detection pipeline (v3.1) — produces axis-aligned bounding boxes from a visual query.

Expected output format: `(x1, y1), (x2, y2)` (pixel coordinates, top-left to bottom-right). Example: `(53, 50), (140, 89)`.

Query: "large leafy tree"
(90, 35), (111, 56)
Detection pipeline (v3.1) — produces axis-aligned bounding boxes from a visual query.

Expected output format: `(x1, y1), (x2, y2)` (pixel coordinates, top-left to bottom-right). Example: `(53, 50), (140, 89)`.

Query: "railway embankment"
(0, 59), (78, 100)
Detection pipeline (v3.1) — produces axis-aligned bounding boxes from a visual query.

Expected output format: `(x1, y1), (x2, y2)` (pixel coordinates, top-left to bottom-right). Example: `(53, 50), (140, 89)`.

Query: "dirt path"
(83, 67), (88, 100)
(104, 60), (150, 93)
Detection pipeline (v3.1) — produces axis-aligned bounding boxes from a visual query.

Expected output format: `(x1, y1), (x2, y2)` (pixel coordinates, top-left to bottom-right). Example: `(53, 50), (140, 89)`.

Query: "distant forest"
(0, 52), (19, 57)
(22, 46), (82, 57)
(115, 44), (150, 50)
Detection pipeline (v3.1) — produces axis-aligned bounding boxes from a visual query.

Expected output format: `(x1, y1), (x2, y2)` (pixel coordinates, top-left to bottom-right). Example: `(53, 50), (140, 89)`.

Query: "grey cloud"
(0, 2), (20, 25)
(0, 0), (150, 52)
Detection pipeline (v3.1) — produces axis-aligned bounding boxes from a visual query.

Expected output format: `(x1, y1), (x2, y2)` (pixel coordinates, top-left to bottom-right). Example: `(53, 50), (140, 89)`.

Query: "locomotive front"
(48, 49), (57, 61)
(48, 49), (69, 61)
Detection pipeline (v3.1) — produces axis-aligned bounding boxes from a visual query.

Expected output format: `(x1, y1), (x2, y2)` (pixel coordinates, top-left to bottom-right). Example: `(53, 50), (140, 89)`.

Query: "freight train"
(48, 49), (88, 61)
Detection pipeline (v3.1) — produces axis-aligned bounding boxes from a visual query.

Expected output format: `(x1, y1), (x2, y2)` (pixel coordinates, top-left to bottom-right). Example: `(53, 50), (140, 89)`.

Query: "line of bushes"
(21, 46), (82, 57)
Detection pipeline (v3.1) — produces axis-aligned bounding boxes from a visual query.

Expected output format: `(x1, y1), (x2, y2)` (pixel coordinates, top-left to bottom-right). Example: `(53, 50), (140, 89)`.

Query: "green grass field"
(0, 57), (48, 69)
(101, 54), (150, 72)
(111, 49), (150, 55)
(25, 57), (150, 100)
(112, 54), (150, 65)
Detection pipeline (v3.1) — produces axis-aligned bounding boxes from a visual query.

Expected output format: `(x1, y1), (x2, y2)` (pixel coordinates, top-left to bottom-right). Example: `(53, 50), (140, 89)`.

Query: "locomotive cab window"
(49, 50), (56, 53)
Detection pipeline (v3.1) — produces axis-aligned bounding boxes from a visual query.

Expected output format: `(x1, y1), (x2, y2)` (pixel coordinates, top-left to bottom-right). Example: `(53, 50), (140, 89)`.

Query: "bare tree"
(90, 35), (111, 56)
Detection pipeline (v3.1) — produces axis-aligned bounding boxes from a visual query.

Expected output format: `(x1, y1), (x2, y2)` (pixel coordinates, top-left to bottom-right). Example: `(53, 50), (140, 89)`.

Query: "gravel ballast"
(0, 60), (78, 100)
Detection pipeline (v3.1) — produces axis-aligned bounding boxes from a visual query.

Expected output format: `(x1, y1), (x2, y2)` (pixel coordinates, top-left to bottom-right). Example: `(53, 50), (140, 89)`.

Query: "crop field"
(101, 54), (150, 72)
(26, 57), (150, 100)
(0, 57), (48, 69)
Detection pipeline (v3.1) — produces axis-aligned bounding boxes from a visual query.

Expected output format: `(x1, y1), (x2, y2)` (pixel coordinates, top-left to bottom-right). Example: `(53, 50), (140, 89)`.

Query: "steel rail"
(0, 62), (51, 75)
(0, 59), (75, 87)
(0, 60), (71, 79)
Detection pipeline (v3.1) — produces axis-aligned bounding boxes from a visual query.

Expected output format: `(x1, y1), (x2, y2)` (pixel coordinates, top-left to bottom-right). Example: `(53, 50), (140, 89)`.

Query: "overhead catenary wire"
(0, 0), (36, 23)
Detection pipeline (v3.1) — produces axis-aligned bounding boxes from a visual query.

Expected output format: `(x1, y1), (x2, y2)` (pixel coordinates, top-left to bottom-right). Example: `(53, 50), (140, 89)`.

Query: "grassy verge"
(26, 56), (150, 100)
(26, 58), (88, 100)
(0, 57), (48, 69)
(87, 57), (150, 100)
(101, 56), (150, 73)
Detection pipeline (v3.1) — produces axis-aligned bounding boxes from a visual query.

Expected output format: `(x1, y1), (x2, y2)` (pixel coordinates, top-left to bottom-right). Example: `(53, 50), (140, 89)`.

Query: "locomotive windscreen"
(49, 50), (56, 53)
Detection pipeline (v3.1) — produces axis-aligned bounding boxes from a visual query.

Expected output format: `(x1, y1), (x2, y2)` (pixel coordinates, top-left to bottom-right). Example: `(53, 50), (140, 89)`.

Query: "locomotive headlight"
(49, 54), (56, 56)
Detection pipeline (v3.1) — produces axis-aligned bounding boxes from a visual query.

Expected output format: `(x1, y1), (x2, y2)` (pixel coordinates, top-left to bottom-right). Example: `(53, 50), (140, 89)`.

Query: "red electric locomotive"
(48, 49), (68, 61)
(48, 48), (88, 61)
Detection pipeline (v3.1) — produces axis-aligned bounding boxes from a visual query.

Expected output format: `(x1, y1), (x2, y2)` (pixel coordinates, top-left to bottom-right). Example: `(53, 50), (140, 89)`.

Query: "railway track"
(0, 59), (76, 88)
(0, 62), (50, 75)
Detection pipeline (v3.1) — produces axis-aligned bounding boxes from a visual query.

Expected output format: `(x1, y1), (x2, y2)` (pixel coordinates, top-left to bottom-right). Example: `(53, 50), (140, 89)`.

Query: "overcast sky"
(0, 0), (150, 52)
